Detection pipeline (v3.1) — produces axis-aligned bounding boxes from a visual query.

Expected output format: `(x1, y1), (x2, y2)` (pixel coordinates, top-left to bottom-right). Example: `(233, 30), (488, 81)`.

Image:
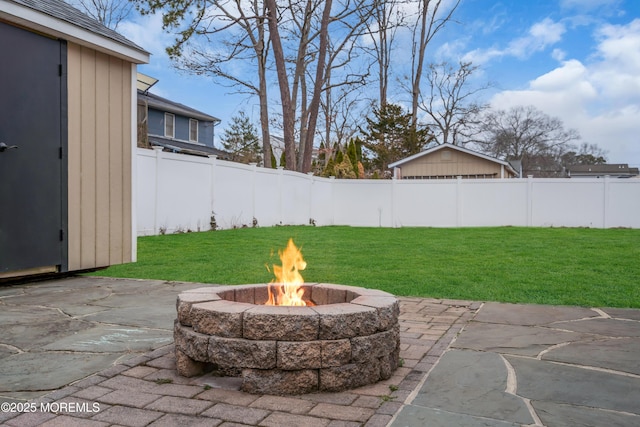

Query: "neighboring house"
(389, 143), (518, 179)
(0, 0), (149, 279)
(137, 83), (229, 158)
(567, 164), (640, 179)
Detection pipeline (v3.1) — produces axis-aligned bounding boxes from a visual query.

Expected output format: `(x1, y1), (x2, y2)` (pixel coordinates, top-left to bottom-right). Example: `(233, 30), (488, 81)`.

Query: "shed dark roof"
(139, 90), (221, 123)
(8, 0), (146, 52)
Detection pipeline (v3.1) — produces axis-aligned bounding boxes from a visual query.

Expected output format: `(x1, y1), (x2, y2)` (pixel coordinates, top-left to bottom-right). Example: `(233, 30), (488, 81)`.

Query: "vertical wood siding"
(67, 43), (132, 270)
(399, 148), (506, 178)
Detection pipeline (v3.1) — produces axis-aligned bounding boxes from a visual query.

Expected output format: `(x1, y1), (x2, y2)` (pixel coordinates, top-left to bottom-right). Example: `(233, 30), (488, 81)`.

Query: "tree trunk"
(258, 71), (271, 166)
(377, 0), (389, 108)
(409, 0), (460, 132)
(411, 0), (430, 131)
(256, 6), (272, 167)
(266, 0), (297, 170)
(301, 0), (332, 173)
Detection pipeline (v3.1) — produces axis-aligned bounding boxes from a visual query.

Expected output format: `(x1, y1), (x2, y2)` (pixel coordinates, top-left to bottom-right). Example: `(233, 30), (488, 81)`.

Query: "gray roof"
(148, 136), (230, 159)
(568, 164), (639, 177)
(10, 0), (146, 52)
(139, 90), (221, 123)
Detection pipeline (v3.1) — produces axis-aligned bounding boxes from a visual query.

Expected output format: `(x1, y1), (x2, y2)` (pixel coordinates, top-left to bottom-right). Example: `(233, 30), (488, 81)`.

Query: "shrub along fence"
(136, 147), (640, 235)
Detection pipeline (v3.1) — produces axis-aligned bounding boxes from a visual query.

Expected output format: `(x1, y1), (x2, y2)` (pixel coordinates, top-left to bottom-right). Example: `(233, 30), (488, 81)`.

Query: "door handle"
(0, 142), (19, 152)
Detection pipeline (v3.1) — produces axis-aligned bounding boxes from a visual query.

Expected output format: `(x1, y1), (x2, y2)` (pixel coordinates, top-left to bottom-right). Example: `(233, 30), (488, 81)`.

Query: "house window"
(164, 113), (175, 138)
(189, 119), (198, 142)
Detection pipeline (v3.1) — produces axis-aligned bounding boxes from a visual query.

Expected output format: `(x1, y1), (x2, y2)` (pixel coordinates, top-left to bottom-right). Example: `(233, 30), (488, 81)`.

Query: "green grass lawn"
(91, 226), (640, 308)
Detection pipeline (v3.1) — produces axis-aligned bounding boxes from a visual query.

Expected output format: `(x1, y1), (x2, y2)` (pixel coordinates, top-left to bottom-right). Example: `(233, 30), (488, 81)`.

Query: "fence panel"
(393, 180), (458, 227)
(158, 152), (212, 233)
(136, 148), (640, 235)
(531, 179), (604, 228)
(459, 179), (528, 227)
(605, 179), (640, 228)
(212, 161), (255, 229)
(136, 149), (158, 235)
(309, 177), (333, 226)
(332, 180), (393, 227)
(254, 167), (283, 227)
(282, 170), (314, 226)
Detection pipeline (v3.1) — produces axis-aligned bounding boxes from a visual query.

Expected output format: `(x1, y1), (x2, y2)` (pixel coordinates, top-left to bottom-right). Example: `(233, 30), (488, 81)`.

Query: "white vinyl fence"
(136, 147), (640, 235)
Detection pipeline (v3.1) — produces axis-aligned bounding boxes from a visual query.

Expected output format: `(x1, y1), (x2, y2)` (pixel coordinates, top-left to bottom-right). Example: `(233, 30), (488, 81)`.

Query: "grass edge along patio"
(89, 226), (640, 309)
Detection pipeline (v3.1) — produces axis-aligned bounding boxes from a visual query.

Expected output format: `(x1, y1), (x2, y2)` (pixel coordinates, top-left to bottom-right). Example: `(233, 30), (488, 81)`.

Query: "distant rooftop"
(148, 136), (229, 159)
(138, 90), (221, 124)
(568, 164), (639, 178)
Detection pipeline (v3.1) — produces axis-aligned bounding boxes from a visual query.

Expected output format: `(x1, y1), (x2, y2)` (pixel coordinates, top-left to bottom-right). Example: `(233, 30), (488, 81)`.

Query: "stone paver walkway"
(2, 277), (639, 426)
(0, 277), (476, 426)
(391, 302), (640, 427)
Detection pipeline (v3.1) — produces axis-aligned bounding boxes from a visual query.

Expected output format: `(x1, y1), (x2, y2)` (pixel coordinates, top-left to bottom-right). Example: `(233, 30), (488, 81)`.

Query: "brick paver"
(92, 406), (163, 426)
(148, 413), (221, 427)
(145, 395), (213, 415)
(5, 411), (57, 427)
(19, 297), (476, 426)
(98, 389), (161, 408)
(201, 403), (270, 424)
(259, 411), (332, 427)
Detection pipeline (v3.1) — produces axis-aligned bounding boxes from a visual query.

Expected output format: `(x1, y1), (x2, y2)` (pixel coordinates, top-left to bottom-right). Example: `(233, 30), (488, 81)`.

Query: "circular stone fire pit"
(174, 283), (400, 395)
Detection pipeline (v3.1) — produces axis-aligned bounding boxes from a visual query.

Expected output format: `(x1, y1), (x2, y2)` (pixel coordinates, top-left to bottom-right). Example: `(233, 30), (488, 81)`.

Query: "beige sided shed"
(0, 0), (149, 278)
(389, 143), (518, 180)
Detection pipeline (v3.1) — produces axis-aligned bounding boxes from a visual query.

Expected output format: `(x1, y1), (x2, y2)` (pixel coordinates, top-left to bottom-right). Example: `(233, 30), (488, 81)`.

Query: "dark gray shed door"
(0, 22), (67, 274)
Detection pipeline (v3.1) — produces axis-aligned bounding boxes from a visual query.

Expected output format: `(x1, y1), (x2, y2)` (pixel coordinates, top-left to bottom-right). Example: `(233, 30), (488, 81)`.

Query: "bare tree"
(67, 0), (134, 30)
(136, 0), (274, 167)
(265, 0), (298, 169)
(299, 0), (332, 173)
(419, 61), (491, 145)
(135, 0), (384, 173)
(408, 0), (461, 130)
(320, 84), (363, 152)
(268, 0), (375, 172)
(474, 105), (581, 177)
(310, 0), (376, 167)
(362, 0), (404, 108)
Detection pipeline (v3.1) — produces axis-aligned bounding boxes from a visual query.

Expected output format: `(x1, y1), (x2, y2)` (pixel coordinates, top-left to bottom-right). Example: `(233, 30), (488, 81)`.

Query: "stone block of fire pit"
(174, 283), (400, 395)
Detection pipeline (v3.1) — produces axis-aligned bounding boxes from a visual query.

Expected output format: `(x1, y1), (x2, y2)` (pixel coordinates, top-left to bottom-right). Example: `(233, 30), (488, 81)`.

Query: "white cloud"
(590, 19), (640, 102)
(119, 12), (173, 59)
(530, 18), (566, 44)
(529, 60), (594, 94)
(462, 18), (565, 64)
(552, 48), (566, 61)
(508, 18), (566, 58)
(489, 19), (640, 166)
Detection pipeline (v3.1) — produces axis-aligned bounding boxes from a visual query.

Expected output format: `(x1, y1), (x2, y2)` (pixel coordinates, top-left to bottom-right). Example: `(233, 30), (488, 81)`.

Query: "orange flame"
(266, 238), (313, 306)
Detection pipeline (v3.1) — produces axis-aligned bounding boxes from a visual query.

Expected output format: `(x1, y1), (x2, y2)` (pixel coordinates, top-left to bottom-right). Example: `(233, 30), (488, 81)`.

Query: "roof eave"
(150, 103), (219, 123)
(0, 1), (149, 64)
(139, 92), (220, 123)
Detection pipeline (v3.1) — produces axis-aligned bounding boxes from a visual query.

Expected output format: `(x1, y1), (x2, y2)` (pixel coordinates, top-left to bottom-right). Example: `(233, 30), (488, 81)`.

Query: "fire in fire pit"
(174, 239), (400, 395)
(266, 238), (312, 306)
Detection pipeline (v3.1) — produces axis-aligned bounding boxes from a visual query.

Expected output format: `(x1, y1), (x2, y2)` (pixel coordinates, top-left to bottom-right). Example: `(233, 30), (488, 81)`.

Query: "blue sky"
(121, 0), (640, 167)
